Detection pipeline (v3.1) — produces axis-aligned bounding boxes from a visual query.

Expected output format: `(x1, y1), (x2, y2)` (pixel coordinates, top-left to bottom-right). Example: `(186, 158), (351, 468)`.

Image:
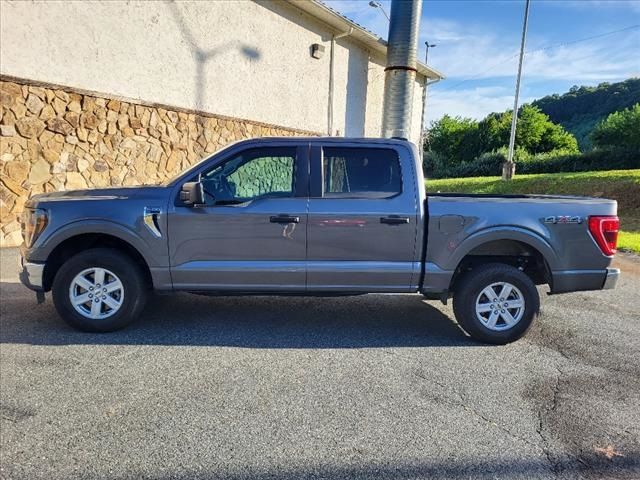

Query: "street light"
(425, 41), (437, 64)
(368, 1), (390, 21)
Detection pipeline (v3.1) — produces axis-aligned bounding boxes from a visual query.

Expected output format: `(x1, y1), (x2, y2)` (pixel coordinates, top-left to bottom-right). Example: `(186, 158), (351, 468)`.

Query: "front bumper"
(19, 255), (45, 291)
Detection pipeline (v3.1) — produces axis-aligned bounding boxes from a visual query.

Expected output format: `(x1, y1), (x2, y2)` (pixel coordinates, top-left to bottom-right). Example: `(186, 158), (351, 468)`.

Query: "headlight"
(21, 208), (49, 247)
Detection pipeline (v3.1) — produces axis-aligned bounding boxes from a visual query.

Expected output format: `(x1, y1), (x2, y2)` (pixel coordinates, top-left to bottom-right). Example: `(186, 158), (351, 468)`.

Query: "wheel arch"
(42, 231), (153, 292)
(448, 227), (557, 292)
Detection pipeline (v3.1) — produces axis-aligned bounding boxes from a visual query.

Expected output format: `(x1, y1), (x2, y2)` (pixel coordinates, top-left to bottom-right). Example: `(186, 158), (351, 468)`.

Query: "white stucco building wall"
(0, 0), (440, 146)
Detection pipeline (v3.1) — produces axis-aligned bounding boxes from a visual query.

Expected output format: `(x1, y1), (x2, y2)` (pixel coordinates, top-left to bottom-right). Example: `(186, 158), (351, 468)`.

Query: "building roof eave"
(284, 0), (445, 80)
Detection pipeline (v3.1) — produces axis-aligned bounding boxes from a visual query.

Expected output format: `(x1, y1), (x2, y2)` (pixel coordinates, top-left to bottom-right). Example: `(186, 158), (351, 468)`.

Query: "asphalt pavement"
(1, 248), (639, 480)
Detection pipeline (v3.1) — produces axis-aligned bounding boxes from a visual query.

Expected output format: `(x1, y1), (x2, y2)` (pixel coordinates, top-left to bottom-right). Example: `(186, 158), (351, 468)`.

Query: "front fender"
(28, 219), (163, 268)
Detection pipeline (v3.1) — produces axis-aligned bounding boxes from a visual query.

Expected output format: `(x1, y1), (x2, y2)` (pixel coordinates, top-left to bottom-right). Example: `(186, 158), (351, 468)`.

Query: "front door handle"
(380, 215), (410, 225)
(270, 215), (300, 224)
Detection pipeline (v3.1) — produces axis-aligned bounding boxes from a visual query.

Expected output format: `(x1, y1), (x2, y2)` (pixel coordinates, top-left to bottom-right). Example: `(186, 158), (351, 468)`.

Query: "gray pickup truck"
(19, 137), (620, 343)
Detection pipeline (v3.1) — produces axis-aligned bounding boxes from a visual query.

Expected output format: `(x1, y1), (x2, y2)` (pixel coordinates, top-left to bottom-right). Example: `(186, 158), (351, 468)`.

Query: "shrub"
(517, 148), (639, 175)
(427, 147), (639, 179)
(423, 150), (446, 176)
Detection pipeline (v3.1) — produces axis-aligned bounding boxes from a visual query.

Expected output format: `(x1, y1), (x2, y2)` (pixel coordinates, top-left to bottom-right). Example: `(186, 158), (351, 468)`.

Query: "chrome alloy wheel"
(69, 267), (124, 320)
(475, 281), (525, 331)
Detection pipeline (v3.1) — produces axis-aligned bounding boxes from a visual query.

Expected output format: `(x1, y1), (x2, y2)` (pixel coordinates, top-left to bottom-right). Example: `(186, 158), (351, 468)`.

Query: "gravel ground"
(1, 248), (639, 480)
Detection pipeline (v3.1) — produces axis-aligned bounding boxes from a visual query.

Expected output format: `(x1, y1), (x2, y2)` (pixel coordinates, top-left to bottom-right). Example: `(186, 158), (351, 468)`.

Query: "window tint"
(322, 147), (401, 198)
(200, 147), (295, 205)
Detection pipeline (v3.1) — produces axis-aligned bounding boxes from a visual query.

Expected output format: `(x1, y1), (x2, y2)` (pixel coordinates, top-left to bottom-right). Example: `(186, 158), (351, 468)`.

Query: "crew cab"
(19, 137), (620, 343)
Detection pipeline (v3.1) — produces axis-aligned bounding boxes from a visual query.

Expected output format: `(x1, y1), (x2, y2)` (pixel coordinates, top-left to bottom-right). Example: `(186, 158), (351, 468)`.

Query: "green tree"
(591, 103), (640, 149)
(516, 105), (548, 152)
(426, 115), (480, 166)
(538, 121), (579, 153)
(425, 106), (579, 177)
(478, 112), (511, 152)
(477, 105), (578, 154)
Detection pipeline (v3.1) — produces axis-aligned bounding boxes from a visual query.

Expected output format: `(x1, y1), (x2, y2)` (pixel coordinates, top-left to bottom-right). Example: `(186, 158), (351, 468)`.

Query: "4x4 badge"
(544, 215), (583, 224)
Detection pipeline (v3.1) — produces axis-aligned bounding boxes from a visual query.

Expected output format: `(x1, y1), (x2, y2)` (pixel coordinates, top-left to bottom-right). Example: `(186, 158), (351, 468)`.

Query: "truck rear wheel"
(452, 263), (539, 344)
(51, 248), (148, 332)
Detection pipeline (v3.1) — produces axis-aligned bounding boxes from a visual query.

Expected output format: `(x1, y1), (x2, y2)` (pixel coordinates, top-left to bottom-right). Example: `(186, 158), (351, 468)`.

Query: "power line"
(424, 37), (638, 113)
(526, 24), (639, 55)
(430, 24), (640, 95)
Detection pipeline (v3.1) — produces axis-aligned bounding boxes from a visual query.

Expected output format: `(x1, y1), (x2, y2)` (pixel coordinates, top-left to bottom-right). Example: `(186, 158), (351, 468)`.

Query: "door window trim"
(174, 143), (310, 206)
(310, 145), (403, 200)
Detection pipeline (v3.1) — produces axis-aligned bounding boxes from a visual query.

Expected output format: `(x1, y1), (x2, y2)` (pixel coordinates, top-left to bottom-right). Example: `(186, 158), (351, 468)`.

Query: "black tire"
(52, 248), (149, 332)
(452, 263), (539, 344)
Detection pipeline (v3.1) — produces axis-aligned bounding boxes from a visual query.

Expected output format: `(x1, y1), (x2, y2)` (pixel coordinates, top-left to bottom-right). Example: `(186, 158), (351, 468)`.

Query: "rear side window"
(322, 147), (401, 199)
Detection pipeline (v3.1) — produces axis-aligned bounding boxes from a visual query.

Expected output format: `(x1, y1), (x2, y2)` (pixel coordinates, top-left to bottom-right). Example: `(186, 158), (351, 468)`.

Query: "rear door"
(306, 143), (420, 292)
(168, 144), (309, 291)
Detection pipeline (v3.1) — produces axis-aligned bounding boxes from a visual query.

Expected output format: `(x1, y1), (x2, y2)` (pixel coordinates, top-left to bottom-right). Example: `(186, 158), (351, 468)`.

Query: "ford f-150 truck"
(19, 137), (620, 343)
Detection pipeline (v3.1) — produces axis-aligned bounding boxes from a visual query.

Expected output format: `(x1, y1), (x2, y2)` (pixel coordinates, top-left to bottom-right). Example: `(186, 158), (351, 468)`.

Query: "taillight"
(588, 215), (619, 256)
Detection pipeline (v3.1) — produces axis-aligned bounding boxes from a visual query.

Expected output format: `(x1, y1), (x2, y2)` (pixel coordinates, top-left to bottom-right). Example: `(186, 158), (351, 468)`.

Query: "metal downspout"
(419, 77), (441, 161)
(382, 0), (422, 140)
(328, 28), (353, 136)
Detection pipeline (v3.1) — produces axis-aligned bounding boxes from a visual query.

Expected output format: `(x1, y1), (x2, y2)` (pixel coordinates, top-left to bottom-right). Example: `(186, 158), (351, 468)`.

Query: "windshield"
(160, 140), (244, 186)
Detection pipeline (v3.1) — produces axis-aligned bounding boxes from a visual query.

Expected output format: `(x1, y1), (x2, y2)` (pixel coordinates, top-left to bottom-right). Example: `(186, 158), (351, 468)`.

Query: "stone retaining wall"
(0, 77), (318, 247)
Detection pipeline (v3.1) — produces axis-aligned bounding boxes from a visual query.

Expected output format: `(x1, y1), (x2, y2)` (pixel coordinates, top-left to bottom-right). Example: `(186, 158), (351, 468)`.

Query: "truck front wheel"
(51, 248), (148, 332)
(452, 263), (539, 344)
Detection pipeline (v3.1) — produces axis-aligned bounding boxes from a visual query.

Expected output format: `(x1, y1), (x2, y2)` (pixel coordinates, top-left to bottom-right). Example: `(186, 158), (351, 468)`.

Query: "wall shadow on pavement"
(0, 281), (480, 348)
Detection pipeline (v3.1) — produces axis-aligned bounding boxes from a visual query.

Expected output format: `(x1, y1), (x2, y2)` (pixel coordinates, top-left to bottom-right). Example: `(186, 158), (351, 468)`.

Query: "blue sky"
(323, 0), (640, 124)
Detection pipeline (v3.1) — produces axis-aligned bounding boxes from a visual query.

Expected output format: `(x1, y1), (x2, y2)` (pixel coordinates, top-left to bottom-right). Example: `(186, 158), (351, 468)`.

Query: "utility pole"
(503, 0), (531, 181)
(419, 41), (436, 161)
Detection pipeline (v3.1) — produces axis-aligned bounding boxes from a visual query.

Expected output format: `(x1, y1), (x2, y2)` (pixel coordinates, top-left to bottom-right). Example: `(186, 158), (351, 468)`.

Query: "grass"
(426, 169), (640, 254)
(618, 231), (640, 253)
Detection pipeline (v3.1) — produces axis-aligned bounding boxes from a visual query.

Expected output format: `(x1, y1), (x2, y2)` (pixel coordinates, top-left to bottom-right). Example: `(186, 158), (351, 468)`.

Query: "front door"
(306, 143), (420, 292)
(168, 145), (308, 291)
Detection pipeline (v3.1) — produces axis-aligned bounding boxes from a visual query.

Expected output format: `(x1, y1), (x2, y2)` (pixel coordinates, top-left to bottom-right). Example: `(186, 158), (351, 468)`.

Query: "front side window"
(322, 147), (401, 199)
(200, 147), (296, 205)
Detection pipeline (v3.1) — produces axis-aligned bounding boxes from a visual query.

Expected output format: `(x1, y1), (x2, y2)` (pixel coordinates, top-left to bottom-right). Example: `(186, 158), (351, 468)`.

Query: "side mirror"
(180, 181), (205, 206)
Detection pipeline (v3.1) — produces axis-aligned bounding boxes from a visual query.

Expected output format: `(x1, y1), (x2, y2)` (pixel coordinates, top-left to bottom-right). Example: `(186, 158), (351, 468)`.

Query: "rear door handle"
(380, 215), (410, 225)
(270, 215), (300, 224)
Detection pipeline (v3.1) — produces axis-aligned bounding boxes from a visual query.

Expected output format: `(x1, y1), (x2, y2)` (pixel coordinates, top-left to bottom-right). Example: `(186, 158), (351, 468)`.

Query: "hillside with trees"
(532, 78), (640, 149)
(424, 81), (640, 178)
